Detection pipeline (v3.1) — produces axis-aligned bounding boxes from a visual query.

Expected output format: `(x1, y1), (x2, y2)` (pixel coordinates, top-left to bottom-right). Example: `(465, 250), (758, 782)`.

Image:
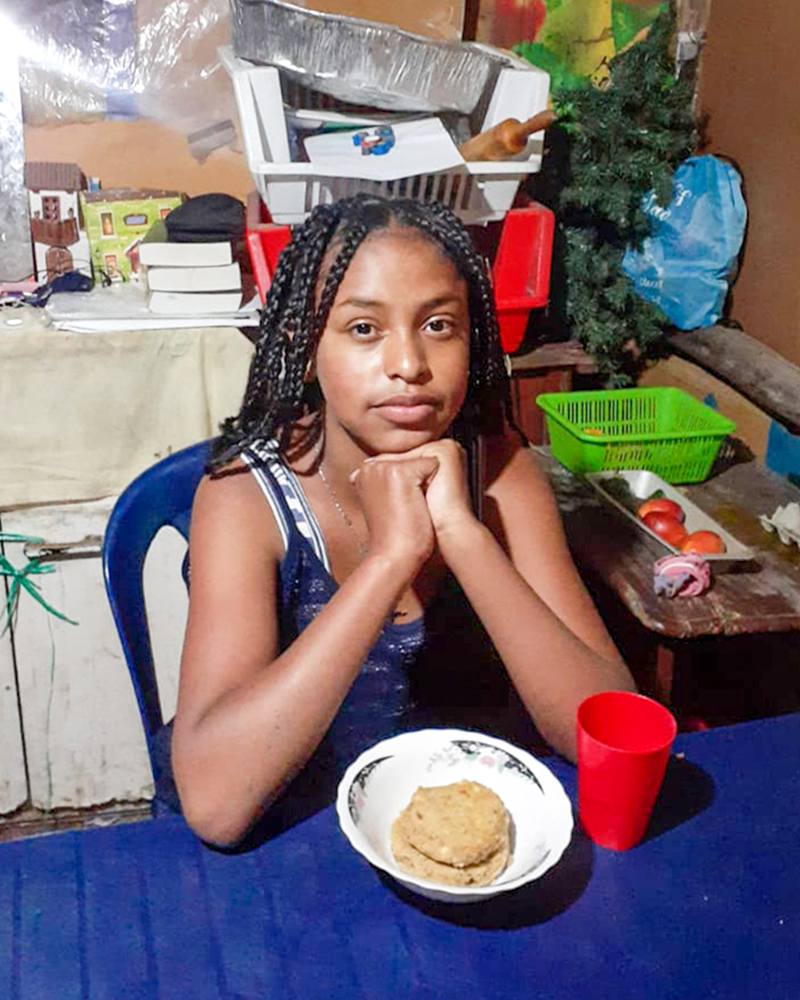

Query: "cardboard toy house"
(25, 162), (92, 283)
(79, 189), (184, 283)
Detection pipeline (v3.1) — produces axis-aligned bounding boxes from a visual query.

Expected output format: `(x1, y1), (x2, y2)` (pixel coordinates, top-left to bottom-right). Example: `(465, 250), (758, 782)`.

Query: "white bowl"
(336, 728), (574, 904)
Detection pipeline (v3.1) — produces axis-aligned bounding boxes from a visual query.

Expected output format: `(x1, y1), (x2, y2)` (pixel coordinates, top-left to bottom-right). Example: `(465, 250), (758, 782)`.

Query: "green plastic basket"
(536, 388), (736, 483)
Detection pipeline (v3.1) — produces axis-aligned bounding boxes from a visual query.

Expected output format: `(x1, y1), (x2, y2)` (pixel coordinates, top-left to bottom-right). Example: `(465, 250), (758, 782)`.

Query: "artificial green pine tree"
(530, 4), (698, 383)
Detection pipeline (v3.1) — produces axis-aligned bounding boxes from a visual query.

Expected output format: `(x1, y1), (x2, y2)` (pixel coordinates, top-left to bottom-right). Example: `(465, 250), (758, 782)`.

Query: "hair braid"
(212, 203), (347, 464)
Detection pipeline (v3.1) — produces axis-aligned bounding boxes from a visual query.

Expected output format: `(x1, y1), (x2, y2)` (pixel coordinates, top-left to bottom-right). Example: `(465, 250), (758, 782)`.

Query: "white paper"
(45, 285), (260, 332)
(54, 316), (260, 332)
(304, 118), (463, 181)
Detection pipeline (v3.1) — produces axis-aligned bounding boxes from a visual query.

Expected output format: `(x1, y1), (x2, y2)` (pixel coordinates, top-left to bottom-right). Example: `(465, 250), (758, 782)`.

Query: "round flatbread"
(396, 780), (510, 868)
(391, 820), (510, 887)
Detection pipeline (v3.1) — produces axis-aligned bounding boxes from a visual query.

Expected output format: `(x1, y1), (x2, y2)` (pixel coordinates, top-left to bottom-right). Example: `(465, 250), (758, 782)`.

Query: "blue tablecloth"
(2, 713), (799, 1000)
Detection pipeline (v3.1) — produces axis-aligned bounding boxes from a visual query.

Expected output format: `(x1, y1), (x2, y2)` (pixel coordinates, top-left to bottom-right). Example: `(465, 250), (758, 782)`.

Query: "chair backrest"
(103, 439), (212, 764)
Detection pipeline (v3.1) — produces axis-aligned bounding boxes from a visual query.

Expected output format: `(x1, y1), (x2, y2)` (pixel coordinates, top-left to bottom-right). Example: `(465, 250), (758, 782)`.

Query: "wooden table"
(2, 713), (799, 1000)
(538, 448), (800, 702)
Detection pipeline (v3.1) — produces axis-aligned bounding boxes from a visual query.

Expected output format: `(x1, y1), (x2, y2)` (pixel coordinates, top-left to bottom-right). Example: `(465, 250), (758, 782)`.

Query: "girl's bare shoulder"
(484, 428), (553, 506)
(480, 428), (570, 560)
(190, 457), (284, 565)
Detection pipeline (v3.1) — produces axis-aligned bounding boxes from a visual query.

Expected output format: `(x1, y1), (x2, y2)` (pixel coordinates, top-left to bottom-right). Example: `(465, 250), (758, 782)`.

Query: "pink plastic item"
(653, 553), (711, 598)
(577, 691), (677, 851)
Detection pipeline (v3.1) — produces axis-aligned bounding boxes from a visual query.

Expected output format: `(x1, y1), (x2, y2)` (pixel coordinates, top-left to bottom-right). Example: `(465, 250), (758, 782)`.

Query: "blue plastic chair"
(103, 439), (212, 809)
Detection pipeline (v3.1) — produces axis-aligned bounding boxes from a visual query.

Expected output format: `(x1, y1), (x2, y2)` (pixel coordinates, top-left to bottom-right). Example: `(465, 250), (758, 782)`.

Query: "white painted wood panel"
(3, 500), (188, 810)
(143, 525), (189, 726)
(0, 556), (28, 813)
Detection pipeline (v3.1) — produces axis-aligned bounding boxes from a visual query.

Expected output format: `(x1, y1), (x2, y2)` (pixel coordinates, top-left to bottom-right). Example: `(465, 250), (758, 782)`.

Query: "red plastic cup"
(577, 691), (677, 851)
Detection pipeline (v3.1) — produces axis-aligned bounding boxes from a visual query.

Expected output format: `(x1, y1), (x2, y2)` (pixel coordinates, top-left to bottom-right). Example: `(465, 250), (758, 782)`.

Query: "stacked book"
(140, 220), (244, 315)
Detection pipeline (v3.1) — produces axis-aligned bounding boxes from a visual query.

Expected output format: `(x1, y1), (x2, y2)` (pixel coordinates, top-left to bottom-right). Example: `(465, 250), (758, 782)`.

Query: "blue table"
(2, 713), (799, 1000)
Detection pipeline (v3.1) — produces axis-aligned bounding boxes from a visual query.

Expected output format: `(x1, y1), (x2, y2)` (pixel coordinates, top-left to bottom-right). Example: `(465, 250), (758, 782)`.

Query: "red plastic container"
(491, 202), (554, 352)
(577, 691), (677, 851)
(245, 192), (292, 304)
(245, 194), (554, 354)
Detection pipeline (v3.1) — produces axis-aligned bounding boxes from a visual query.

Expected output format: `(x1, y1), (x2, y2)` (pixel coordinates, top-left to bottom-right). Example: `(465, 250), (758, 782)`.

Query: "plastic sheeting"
(8, 0), (236, 136)
(623, 156), (747, 331)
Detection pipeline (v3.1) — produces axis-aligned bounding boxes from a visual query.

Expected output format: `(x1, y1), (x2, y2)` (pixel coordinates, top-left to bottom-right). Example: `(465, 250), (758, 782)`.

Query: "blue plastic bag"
(622, 155), (747, 330)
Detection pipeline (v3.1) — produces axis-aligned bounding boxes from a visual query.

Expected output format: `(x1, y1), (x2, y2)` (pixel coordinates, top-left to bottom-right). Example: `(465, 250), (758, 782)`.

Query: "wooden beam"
(510, 339), (597, 374)
(669, 325), (800, 432)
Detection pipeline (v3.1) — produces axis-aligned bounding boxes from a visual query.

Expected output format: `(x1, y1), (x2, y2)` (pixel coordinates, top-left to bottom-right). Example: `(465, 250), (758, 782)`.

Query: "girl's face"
(313, 228), (470, 459)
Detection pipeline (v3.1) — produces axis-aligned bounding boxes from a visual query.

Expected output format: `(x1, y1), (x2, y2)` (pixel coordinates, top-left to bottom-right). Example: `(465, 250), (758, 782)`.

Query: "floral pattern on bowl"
(427, 739), (545, 793)
(348, 757), (390, 825)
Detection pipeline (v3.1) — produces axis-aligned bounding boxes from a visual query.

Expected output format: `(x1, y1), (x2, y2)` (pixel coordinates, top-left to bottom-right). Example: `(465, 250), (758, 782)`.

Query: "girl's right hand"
(352, 454), (439, 577)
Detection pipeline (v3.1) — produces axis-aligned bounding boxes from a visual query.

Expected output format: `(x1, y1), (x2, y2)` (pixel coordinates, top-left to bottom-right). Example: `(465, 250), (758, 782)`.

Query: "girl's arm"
(375, 434), (636, 762)
(172, 458), (436, 847)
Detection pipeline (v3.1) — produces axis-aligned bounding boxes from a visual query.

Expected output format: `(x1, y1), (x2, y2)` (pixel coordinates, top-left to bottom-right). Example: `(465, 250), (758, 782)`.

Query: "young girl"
(171, 194), (635, 847)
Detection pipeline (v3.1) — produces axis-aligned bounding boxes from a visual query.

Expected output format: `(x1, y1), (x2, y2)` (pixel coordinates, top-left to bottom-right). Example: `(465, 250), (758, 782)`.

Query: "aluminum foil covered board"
(231, 0), (529, 113)
(0, 44), (33, 283)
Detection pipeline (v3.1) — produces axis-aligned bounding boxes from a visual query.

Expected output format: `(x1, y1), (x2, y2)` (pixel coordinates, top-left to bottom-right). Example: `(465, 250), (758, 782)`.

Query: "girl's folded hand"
(352, 454), (439, 575)
(364, 440), (475, 542)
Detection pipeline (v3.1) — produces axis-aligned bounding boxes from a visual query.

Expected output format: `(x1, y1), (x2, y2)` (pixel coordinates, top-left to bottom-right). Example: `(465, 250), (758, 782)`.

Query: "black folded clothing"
(165, 193), (246, 244)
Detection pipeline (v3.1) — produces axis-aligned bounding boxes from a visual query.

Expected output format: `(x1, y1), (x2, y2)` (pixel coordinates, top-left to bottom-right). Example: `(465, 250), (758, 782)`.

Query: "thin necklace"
(317, 461), (369, 557)
(317, 456), (408, 620)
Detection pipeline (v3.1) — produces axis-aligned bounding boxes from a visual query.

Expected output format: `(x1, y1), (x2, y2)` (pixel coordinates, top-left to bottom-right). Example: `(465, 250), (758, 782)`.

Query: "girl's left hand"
(364, 440), (475, 540)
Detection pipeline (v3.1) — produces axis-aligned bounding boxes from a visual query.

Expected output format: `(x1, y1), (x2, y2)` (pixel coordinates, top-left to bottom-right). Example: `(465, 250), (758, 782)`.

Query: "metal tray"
(587, 470), (754, 566)
(231, 0), (527, 113)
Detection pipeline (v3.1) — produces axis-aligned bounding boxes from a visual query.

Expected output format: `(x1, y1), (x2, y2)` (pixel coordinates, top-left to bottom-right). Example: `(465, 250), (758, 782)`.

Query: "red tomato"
(680, 530), (726, 554)
(642, 512), (688, 547)
(637, 498), (685, 523)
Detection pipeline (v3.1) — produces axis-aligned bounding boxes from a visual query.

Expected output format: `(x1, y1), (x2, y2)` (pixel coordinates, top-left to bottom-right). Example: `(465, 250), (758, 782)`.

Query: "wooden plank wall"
(697, 0), (800, 367)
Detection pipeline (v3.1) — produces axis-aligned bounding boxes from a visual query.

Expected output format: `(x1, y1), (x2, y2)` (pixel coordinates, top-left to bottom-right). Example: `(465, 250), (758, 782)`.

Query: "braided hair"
(211, 194), (510, 471)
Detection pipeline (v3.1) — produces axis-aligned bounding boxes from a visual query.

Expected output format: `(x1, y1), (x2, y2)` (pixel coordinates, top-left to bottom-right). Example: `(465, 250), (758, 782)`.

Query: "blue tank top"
(231, 441), (546, 832)
(243, 440), (428, 768)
